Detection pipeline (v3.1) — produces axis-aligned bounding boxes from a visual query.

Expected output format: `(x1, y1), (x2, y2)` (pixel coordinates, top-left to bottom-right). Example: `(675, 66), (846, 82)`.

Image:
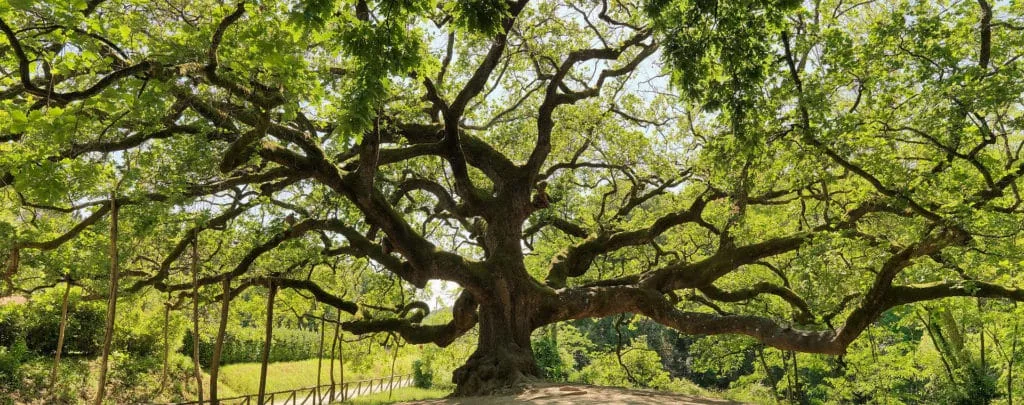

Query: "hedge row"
(0, 297), (106, 356)
(182, 327), (322, 367)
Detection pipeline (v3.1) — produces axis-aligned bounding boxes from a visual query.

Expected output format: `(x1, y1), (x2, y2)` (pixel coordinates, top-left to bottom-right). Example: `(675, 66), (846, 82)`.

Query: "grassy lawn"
(218, 358), (348, 395)
(217, 358), (414, 397)
(340, 387), (450, 404)
(200, 371), (243, 399)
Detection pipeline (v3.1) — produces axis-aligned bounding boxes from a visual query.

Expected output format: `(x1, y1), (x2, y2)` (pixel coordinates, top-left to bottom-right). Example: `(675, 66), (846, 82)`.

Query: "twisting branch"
(342, 290), (478, 346)
(527, 30), (657, 176)
(0, 16), (152, 106)
(545, 190), (718, 287)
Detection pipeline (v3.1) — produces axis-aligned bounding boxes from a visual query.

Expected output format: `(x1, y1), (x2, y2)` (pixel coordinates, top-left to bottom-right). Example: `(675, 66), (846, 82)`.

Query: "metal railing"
(144, 374), (414, 405)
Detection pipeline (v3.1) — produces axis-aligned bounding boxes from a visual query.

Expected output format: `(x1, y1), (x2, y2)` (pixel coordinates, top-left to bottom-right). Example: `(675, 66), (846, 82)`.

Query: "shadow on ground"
(402, 384), (745, 404)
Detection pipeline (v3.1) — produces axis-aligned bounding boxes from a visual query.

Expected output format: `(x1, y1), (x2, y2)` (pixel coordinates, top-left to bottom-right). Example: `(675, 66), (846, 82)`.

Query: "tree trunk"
(159, 294), (170, 394)
(93, 197), (119, 405)
(257, 282), (277, 405)
(451, 300), (539, 396)
(344, 331), (348, 394)
(388, 342), (398, 400)
(1010, 316), (1019, 405)
(316, 302), (324, 399)
(191, 241), (204, 403)
(329, 310), (338, 397)
(209, 277), (231, 405)
(791, 350), (801, 403)
(50, 281), (71, 389)
(757, 347), (779, 400)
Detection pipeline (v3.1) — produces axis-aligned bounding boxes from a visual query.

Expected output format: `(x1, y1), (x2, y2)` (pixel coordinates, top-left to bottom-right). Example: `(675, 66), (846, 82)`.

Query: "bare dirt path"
(401, 384), (746, 405)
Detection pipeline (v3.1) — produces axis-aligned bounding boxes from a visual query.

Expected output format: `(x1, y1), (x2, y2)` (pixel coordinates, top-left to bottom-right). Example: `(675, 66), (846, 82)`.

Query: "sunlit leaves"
(445, 0), (509, 36)
(646, 0), (799, 144)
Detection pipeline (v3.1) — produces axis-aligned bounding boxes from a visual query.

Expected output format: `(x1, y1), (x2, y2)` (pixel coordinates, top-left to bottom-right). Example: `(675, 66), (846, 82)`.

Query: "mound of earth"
(402, 384), (745, 404)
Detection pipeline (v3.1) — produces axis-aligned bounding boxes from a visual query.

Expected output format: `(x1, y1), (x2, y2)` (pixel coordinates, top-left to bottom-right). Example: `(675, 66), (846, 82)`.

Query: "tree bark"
(388, 342), (398, 400)
(191, 240), (204, 403)
(159, 293), (170, 394)
(50, 280), (71, 389)
(451, 299), (539, 396)
(757, 347), (779, 400)
(93, 197), (119, 405)
(979, 298), (986, 372)
(1010, 315), (1019, 405)
(316, 302), (324, 399)
(209, 277), (231, 405)
(791, 351), (801, 403)
(338, 328), (345, 396)
(329, 310), (338, 397)
(257, 282), (277, 405)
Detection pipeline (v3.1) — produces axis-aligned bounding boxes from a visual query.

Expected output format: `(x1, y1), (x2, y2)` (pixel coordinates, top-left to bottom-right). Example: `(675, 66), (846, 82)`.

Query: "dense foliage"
(182, 327), (321, 367)
(2, 0), (1024, 401)
(1, 288), (105, 357)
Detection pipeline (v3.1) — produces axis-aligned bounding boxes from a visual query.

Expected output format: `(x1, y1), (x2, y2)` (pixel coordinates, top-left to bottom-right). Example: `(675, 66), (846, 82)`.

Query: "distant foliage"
(532, 334), (570, 382)
(182, 327), (321, 366)
(577, 338), (673, 390)
(0, 338), (29, 385)
(0, 289), (105, 357)
(413, 359), (433, 388)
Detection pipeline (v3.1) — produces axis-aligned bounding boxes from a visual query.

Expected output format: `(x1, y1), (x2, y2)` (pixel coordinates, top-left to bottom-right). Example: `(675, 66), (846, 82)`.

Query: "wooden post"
(257, 281), (278, 405)
(791, 351), (801, 403)
(191, 240), (204, 403)
(210, 277), (232, 405)
(338, 308), (344, 396)
(328, 310), (338, 400)
(316, 300), (324, 405)
(1010, 313), (1019, 405)
(50, 280), (71, 388)
(388, 342), (399, 400)
(94, 196), (119, 405)
(159, 292), (170, 394)
(757, 347), (779, 400)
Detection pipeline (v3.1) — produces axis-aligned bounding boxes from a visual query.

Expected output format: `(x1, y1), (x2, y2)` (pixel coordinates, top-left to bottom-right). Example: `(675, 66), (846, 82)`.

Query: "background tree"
(2, 0), (1023, 397)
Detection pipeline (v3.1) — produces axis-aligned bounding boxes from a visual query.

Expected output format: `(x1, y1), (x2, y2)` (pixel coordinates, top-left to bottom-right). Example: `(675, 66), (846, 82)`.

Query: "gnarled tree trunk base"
(452, 343), (539, 396)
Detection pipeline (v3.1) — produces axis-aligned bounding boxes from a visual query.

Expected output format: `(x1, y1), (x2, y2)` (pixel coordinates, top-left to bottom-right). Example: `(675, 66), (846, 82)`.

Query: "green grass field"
(200, 370), (243, 399)
(216, 356), (416, 397)
(341, 387), (450, 404)
(217, 358), (353, 395)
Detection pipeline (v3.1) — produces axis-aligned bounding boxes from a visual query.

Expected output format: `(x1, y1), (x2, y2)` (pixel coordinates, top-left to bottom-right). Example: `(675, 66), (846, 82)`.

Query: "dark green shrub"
(0, 338), (29, 385)
(23, 303), (104, 356)
(113, 304), (170, 357)
(0, 305), (25, 348)
(14, 289), (105, 357)
(533, 335), (569, 381)
(108, 351), (162, 390)
(413, 359), (433, 388)
(183, 327), (321, 366)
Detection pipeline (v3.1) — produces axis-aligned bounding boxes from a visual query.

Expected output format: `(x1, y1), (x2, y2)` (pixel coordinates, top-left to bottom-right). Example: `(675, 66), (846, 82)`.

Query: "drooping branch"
(0, 16), (152, 106)
(251, 276), (358, 314)
(523, 216), (589, 240)
(342, 290), (478, 347)
(545, 191), (718, 287)
(548, 272), (1024, 357)
(544, 286), (843, 354)
(699, 282), (814, 323)
(638, 234), (809, 292)
(127, 204), (252, 293)
(14, 204), (112, 251)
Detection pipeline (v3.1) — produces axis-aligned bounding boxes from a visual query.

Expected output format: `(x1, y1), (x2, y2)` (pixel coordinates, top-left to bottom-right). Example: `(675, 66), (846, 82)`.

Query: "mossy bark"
(452, 300), (539, 396)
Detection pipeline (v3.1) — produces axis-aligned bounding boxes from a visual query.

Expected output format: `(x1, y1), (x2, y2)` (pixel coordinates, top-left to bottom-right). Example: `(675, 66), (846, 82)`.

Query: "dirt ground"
(402, 384), (746, 404)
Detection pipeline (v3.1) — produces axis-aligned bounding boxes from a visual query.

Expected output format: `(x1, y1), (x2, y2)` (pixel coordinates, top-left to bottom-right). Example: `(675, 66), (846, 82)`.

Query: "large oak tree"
(2, 0), (1024, 395)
